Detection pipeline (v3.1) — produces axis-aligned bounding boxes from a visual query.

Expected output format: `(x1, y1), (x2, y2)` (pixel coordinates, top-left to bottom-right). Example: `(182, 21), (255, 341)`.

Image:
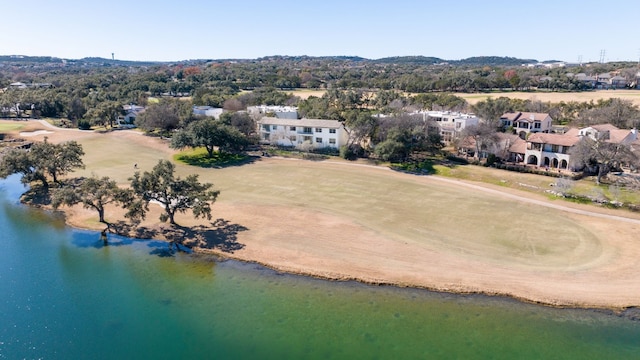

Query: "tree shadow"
(176, 153), (258, 169)
(107, 218), (247, 255)
(163, 218), (248, 253)
(71, 229), (133, 249)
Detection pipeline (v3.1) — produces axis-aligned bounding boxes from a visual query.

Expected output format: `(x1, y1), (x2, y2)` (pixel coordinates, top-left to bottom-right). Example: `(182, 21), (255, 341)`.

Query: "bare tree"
(460, 124), (500, 160)
(570, 136), (639, 184)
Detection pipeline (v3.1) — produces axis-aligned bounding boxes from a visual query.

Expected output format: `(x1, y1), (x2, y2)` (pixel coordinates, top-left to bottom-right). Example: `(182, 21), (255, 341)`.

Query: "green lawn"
(0, 122), (26, 132)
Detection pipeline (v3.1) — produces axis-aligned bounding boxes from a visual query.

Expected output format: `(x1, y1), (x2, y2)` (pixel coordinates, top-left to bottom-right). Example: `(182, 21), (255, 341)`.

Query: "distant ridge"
(373, 56), (445, 65)
(0, 54), (544, 67)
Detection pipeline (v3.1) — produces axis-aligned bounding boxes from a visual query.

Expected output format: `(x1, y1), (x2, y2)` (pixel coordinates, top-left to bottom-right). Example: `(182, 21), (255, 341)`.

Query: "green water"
(1, 176), (639, 359)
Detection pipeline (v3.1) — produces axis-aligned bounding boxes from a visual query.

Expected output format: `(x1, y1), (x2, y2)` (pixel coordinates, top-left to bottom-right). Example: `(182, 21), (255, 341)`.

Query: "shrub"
(77, 119), (91, 130)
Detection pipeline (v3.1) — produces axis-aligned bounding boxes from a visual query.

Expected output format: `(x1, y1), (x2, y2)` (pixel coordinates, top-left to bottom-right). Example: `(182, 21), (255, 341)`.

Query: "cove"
(1, 175), (639, 360)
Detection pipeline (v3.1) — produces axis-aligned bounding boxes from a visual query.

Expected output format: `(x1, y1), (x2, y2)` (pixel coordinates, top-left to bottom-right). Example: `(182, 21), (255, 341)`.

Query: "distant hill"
(372, 56), (538, 66)
(0, 55), (64, 63)
(0, 54), (542, 68)
(453, 56), (537, 66)
(373, 56), (445, 65)
(72, 57), (163, 67)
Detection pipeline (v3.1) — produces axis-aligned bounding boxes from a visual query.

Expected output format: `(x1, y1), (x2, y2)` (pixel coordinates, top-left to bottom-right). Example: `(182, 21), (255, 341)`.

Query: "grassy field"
(0, 122), (27, 132)
(287, 89), (327, 99)
(456, 90), (640, 106)
(285, 88), (640, 106)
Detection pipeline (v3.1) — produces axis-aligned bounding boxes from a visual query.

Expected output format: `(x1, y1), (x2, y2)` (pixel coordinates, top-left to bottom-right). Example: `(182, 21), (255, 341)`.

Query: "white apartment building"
(247, 105), (298, 119)
(419, 111), (480, 143)
(257, 117), (348, 149)
(193, 106), (224, 119)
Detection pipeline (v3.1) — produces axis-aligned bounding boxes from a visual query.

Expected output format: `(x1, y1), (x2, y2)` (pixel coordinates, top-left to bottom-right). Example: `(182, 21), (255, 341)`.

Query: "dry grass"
(457, 90), (640, 106)
(288, 89), (327, 99)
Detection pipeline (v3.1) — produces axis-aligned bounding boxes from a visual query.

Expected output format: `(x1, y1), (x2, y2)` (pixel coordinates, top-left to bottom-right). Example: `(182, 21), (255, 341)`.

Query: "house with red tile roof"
(500, 112), (552, 139)
(523, 125), (638, 170)
(524, 129), (581, 170)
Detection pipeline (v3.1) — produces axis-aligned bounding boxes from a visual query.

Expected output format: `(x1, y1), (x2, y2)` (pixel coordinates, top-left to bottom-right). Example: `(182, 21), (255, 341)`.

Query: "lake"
(1, 175), (639, 359)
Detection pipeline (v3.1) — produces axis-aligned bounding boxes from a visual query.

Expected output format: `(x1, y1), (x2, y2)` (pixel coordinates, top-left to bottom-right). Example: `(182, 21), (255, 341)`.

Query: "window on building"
(551, 144), (559, 153)
(272, 125), (278, 131)
(316, 137), (322, 143)
(534, 122), (541, 129)
(315, 128), (322, 133)
(303, 127), (312, 134)
(329, 128), (336, 134)
(262, 125), (270, 131)
(303, 136), (312, 142)
(290, 126), (296, 131)
(329, 138), (336, 144)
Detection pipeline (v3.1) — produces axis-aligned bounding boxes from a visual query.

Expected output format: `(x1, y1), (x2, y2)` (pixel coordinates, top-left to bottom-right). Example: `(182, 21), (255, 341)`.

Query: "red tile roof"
(527, 132), (580, 147)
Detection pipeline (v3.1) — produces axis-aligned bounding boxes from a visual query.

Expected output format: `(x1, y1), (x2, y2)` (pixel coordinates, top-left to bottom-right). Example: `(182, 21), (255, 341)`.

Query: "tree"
(85, 101), (123, 128)
(471, 97), (517, 128)
(0, 147), (48, 187)
(576, 98), (640, 128)
(51, 176), (127, 224)
(134, 101), (182, 134)
(171, 118), (249, 158)
(569, 136), (639, 184)
(30, 137), (85, 184)
(373, 115), (441, 162)
(219, 111), (256, 136)
(0, 138), (84, 188)
(343, 110), (378, 149)
(67, 97), (86, 123)
(128, 160), (220, 225)
(460, 124), (500, 160)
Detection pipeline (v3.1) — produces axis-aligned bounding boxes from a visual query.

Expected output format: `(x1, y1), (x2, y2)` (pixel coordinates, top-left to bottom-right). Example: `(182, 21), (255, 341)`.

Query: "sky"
(3, 0), (640, 63)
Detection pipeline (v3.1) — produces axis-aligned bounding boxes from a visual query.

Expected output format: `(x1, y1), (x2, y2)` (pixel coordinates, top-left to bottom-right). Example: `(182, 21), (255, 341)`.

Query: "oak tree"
(127, 160), (220, 225)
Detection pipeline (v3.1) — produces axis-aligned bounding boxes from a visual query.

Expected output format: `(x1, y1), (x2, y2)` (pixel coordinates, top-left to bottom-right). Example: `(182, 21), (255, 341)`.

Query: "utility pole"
(599, 49), (606, 63)
(112, 53), (115, 61)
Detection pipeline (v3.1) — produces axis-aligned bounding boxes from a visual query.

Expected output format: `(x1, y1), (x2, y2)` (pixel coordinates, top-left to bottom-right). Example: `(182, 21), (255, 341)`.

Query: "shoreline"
(192, 246), (640, 317)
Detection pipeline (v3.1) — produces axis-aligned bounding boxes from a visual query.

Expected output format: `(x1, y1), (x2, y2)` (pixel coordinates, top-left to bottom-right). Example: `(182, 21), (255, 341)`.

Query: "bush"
(445, 155), (469, 165)
(340, 144), (365, 160)
(77, 119), (91, 130)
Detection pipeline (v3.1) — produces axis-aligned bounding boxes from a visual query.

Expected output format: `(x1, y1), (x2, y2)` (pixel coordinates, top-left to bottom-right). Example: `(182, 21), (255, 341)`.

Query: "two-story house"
(420, 111), (479, 144)
(500, 112), (553, 139)
(523, 124), (638, 170)
(524, 129), (581, 170)
(257, 117), (348, 149)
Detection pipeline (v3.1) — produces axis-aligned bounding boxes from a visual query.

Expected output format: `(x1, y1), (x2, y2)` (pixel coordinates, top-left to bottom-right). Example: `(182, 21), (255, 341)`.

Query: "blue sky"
(3, 0), (640, 62)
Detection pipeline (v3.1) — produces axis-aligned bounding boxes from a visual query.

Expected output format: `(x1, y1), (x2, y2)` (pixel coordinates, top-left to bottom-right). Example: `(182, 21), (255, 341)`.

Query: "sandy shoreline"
(7, 120), (640, 311)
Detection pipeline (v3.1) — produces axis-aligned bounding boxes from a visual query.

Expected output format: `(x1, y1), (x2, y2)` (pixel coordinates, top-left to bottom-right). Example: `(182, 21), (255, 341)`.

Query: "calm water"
(1, 175), (639, 360)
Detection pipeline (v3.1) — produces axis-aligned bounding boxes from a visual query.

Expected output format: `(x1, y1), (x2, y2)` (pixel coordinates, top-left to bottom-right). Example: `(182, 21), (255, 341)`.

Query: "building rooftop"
(258, 117), (343, 129)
